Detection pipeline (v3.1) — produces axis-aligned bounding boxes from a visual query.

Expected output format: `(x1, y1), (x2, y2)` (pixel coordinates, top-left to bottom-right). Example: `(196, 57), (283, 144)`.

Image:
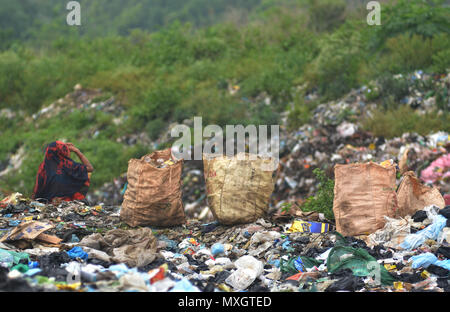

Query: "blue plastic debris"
(170, 278), (200, 292)
(400, 215), (447, 250)
(71, 234), (80, 243)
(66, 246), (88, 261)
(25, 268), (41, 277)
(268, 259), (280, 268)
(294, 257), (305, 272)
(28, 261), (39, 269)
(8, 220), (20, 227)
(211, 243), (225, 256)
(410, 252), (450, 270)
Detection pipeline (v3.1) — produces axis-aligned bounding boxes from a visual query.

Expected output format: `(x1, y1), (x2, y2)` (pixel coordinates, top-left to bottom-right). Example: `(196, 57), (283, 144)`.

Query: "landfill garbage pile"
(0, 70), (448, 292)
(87, 174), (128, 207)
(1, 191), (449, 292)
(31, 84), (125, 122)
(272, 70), (449, 212)
(86, 71), (449, 222)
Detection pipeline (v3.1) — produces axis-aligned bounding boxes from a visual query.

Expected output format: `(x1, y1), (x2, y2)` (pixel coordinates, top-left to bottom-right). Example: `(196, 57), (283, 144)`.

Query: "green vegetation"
(362, 106), (450, 138)
(0, 0), (449, 195)
(300, 168), (335, 220)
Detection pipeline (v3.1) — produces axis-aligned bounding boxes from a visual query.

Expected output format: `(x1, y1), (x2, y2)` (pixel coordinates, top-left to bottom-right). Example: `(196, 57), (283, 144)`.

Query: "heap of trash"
(0, 191), (449, 292)
(0, 146), (449, 292)
(0, 70), (449, 292)
(86, 71), (450, 222)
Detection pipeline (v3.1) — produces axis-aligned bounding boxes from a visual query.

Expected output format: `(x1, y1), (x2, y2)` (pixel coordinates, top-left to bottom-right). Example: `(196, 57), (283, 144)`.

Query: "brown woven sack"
(396, 171), (445, 218)
(120, 148), (185, 227)
(333, 162), (398, 236)
(203, 153), (276, 225)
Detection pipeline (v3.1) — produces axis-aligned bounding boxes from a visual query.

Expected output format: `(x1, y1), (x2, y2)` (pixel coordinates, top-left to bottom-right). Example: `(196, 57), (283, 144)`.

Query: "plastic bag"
(225, 255), (263, 290)
(0, 249), (14, 268)
(327, 234), (396, 286)
(250, 231), (281, 244)
(234, 255), (264, 276)
(367, 216), (413, 248)
(118, 272), (149, 292)
(0, 248), (29, 268)
(170, 278), (201, 292)
(400, 205), (447, 250)
(410, 252), (450, 271)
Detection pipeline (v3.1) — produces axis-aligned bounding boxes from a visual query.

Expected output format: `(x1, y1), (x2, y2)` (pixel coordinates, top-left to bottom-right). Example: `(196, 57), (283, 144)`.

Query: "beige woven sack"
(333, 162), (398, 236)
(396, 171), (445, 218)
(203, 153), (276, 225)
(120, 148), (185, 227)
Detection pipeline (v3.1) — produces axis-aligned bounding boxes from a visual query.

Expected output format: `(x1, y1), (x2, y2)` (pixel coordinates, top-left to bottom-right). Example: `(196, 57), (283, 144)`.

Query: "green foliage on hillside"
(0, 0), (269, 49)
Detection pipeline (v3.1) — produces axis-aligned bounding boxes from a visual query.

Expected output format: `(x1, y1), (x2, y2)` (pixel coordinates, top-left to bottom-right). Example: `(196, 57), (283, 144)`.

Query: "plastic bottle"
(0, 249), (14, 268)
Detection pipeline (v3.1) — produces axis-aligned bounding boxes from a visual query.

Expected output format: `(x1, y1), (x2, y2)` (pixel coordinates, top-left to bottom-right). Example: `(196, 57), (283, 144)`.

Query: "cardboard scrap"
(0, 221), (61, 245)
(36, 233), (62, 245)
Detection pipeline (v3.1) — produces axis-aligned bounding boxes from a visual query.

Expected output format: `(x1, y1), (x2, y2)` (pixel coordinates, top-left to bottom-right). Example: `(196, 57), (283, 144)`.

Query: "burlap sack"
(396, 171), (445, 218)
(333, 162), (398, 236)
(203, 153), (276, 225)
(120, 148), (185, 227)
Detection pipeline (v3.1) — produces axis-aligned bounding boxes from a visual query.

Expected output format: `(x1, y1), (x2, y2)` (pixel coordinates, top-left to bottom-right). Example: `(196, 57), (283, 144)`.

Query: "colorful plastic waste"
(409, 253), (450, 270)
(286, 220), (330, 233)
(66, 247), (89, 261)
(400, 209), (447, 250)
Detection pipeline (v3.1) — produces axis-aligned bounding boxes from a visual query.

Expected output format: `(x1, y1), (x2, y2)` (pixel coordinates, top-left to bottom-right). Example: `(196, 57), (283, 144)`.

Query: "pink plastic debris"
(444, 194), (450, 206)
(420, 154), (450, 184)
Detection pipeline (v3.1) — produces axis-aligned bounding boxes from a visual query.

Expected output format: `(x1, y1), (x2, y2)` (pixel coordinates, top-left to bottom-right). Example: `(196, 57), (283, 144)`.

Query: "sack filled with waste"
(396, 171), (445, 218)
(120, 148), (185, 227)
(333, 162), (398, 236)
(203, 153), (276, 225)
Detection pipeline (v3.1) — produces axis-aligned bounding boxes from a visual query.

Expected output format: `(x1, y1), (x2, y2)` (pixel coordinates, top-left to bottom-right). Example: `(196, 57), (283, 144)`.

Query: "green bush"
(379, 34), (434, 73)
(374, 33), (450, 75)
(377, 73), (410, 110)
(369, 0), (450, 51)
(287, 92), (318, 130)
(192, 36), (227, 60)
(301, 168), (335, 220)
(431, 33), (450, 73)
(305, 22), (365, 99)
(0, 51), (24, 105)
(149, 22), (194, 67)
(362, 105), (450, 138)
(305, 0), (347, 32)
(432, 49), (450, 74)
